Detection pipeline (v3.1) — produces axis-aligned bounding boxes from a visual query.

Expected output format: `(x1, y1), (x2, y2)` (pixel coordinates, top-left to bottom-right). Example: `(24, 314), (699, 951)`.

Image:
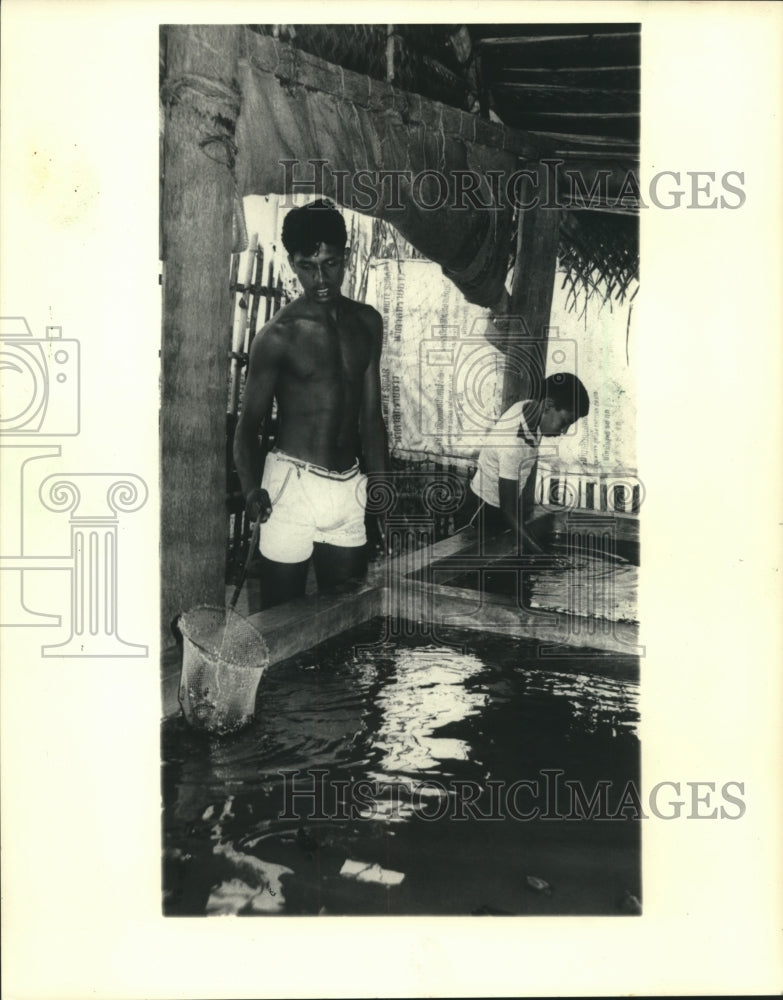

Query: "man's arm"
(233, 323), (285, 522)
(498, 477), (544, 555)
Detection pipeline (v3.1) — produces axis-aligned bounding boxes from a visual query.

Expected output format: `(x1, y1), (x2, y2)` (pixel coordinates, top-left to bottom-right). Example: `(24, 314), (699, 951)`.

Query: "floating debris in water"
(524, 875), (553, 895)
(618, 889), (642, 914)
(340, 859), (405, 886)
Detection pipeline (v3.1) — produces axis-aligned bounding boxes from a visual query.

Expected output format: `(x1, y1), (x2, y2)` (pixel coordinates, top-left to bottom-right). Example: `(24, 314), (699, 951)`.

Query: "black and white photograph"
(159, 22), (643, 919)
(1, 2), (781, 997)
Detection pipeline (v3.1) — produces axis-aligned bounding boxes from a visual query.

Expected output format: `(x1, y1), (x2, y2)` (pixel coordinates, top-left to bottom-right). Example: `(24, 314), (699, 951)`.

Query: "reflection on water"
(372, 648), (487, 776)
(162, 619), (640, 917)
(521, 668), (639, 738)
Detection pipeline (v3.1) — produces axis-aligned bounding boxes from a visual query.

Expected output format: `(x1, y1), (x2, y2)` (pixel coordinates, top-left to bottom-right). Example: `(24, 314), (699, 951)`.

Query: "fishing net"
(178, 605), (269, 736)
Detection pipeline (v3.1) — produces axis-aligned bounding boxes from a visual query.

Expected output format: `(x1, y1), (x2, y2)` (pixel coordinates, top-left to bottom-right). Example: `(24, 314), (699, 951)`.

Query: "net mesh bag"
(178, 606), (269, 736)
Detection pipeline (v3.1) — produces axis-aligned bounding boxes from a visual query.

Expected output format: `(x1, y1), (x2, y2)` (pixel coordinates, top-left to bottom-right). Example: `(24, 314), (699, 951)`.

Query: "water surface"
(162, 619), (640, 916)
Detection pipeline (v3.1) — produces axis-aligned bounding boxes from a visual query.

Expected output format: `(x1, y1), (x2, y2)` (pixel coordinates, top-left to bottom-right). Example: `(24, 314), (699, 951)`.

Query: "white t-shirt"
(470, 401), (541, 508)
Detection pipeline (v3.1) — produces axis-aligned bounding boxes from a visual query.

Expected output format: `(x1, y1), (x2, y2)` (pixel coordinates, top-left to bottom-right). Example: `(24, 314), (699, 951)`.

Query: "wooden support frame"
(498, 167), (561, 411)
(160, 25), (241, 647)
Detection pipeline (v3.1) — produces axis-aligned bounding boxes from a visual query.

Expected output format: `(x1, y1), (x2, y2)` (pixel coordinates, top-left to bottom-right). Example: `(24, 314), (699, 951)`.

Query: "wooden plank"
(505, 112), (638, 142)
(513, 110), (639, 119)
(491, 82), (638, 115)
(552, 148), (640, 162)
(160, 25), (241, 648)
(497, 65), (640, 92)
(472, 23), (639, 39)
(476, 32), (640, 45)
(475, 33), (639, 69)
(503, 64), (639, 73)
(493, 80), (638, 95)
(527, 129), (639, 150)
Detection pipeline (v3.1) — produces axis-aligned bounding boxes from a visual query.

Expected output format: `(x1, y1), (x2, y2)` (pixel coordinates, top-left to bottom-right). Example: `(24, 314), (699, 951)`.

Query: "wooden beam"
(472, 23), (638, 39)
(512, 110), (639, 120)
(493, 81), (638, 95)
(491, 82), (638, 115)
(476, 31), (640, 46)
(497, 65), (640, 91)
(474, 49), (490, 119)
(551, 148), (640, 163)
(528, 129), (639, 150)
(499, 169), (561, 409)
(487, 185), (561, 512)
(160, 25), (241, 647)
(475, 33), (639, 68)
(505, 113), (638, 142)
(500, 64), (639, 73)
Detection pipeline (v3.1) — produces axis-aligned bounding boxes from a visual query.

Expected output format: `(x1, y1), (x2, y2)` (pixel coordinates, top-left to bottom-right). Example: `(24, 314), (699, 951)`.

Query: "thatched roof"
(248, 23), (639, 305)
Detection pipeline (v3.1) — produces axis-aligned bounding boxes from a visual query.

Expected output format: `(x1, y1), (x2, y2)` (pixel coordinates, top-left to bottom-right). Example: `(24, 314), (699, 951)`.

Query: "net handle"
(229, 516), (262, 610)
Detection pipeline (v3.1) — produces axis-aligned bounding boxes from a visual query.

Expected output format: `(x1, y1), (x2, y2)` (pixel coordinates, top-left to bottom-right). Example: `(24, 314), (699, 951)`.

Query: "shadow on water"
(162, 619), (641, 917)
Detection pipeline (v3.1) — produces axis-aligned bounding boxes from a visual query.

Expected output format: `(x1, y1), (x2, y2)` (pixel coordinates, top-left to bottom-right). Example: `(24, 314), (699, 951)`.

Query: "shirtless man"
(233, 200), (388, 608)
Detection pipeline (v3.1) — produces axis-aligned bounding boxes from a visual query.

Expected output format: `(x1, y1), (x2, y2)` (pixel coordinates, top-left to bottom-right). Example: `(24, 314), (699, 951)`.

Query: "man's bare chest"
(282, 321), (371, 383)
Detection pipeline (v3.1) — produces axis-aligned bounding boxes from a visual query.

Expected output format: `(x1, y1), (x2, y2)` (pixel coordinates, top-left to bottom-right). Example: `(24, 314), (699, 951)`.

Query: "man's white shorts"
(257, 449), (368, 563)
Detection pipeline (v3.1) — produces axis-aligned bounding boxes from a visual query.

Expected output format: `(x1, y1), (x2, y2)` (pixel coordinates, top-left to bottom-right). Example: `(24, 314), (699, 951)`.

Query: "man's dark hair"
(544, 372), (590, 419)
(281, 199), (348, 257)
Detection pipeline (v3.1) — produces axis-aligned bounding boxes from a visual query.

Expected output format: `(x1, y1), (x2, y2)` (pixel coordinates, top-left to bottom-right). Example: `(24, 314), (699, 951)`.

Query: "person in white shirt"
(469, 372), (590, 555)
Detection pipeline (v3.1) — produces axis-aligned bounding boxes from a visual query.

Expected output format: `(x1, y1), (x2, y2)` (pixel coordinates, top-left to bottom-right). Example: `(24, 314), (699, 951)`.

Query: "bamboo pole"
(228, 232), (258, 417)
(264, 256), (276, 324)
(386, 25), (396, 83)
(247, 244), (264, 349)
(160, 24), (241, 646)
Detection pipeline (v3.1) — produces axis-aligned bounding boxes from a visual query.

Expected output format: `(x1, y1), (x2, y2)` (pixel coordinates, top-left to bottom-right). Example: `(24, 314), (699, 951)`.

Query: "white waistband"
(271, 449), (360, 481)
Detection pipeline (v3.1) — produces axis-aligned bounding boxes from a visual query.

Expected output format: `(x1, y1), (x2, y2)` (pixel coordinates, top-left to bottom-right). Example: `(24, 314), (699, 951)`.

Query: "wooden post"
(473, 50), (490, 120)
(497, 169), (560, 517)
(160, 25), (241, 646)
(502, 168), (560, 409)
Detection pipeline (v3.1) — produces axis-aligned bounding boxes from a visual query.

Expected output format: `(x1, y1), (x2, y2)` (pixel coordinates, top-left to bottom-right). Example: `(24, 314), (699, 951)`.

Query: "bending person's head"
(538, 372), (590, 437)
